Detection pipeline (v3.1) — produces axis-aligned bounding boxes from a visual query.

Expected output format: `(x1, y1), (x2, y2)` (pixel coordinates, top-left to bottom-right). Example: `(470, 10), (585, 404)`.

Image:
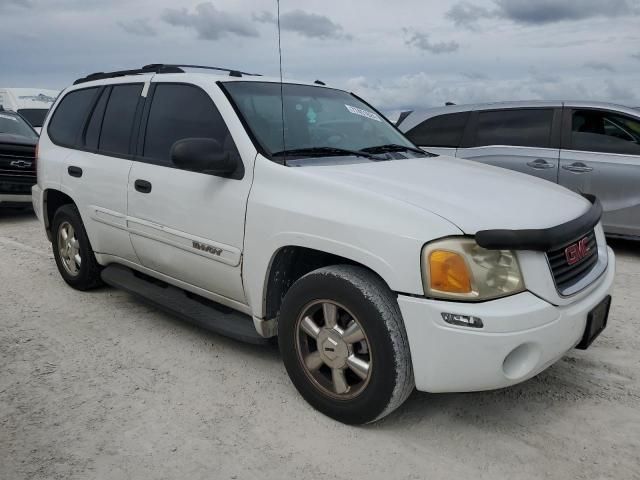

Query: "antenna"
(277, 0), (287, 165)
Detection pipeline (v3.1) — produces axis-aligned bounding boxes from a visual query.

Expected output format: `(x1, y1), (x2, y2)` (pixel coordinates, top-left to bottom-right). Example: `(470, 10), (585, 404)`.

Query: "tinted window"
(571, 110), (640, 155)
(474, 109), (553, 148)
(84, 88), (109, 149)
(143, 84), (240, 169)
(99, 84), (142, 155)
(17, 108), (49, 128)
(406, 112), (469, 147)
(48, 88), (98, 146)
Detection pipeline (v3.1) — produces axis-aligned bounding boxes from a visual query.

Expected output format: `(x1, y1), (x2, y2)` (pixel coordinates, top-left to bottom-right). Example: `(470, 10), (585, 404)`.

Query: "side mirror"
(170, 138), (239, 177)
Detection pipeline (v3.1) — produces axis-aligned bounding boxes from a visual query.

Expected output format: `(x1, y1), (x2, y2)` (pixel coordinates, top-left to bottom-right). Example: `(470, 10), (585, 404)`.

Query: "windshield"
(18, 108), (49, 128)
(0, 112), (38, 139)
(223, 82), (416, 159)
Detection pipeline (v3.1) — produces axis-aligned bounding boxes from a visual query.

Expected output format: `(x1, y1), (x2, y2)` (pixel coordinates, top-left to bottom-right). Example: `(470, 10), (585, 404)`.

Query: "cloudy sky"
(1, 0), (639, 112)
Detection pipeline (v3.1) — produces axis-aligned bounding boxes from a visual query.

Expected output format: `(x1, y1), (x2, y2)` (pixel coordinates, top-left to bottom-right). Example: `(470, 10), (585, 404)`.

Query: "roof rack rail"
(73, 63), (261, 85)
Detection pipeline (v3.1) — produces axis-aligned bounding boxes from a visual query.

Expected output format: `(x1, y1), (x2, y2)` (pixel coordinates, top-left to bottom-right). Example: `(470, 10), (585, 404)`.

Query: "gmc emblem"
(565, 237), (590, 266)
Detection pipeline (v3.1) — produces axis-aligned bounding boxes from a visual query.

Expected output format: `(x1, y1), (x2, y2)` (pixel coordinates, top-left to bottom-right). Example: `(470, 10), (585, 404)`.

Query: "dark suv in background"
(398, 101), (640, 240)
(0, 108), (38, 207)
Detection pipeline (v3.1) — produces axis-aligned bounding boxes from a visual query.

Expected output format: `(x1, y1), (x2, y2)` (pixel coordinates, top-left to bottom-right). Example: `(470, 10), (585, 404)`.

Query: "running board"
(101, 264), (268, 345)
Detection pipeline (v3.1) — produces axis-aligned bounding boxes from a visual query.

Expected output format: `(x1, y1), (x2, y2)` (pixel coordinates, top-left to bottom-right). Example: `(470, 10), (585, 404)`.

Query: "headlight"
(422, 237), (525, 301)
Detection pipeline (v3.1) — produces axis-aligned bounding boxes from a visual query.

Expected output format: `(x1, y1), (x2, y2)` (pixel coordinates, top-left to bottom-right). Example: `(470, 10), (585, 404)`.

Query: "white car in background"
(0, 88), (59, 134)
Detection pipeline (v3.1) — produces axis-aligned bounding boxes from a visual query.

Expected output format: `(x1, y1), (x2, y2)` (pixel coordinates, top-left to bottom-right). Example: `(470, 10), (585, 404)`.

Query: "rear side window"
(48, 88), (98, 146)
(98, 84), (143, 155)
(571, 109), (640, 155)
(405, 112), (469, 147)
(473, 109), (553, 148)
(143, 83), (239, 169)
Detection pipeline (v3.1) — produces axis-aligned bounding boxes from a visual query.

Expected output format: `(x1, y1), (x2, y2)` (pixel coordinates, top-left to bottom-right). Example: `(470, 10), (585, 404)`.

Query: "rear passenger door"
(127, 81), (252, 305)
(559, 108), (640, 238)
(403, 112), (469, 157)
(52, 83), (142, 262)
(456, 108), (561, 183)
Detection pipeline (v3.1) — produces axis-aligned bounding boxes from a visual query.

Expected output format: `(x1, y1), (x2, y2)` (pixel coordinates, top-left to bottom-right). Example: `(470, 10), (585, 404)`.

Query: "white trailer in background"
(0, 88), (59, 133)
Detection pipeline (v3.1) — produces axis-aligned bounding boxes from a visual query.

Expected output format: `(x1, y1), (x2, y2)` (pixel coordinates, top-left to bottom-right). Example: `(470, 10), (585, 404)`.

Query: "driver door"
(127, 80), (253, 304)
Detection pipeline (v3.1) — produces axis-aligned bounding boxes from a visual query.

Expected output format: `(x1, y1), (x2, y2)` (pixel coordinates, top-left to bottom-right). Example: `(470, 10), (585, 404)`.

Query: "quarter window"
(571, 110), (640, 155)
(143, 83), (240, 171)
(405, 112), (469, 147)
(99, 84), (143, 155)
(48, 88), (98, 147)
(473, 109), (553, 148)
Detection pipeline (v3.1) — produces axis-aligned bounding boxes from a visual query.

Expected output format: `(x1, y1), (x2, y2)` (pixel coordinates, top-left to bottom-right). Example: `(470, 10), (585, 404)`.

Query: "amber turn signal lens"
(429, 250), (472, 294)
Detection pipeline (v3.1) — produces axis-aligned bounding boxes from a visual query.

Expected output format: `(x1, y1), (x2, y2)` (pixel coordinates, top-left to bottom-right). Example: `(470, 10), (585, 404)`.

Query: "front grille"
(0, 143), (36, 176)
(546, 230), (598, 294)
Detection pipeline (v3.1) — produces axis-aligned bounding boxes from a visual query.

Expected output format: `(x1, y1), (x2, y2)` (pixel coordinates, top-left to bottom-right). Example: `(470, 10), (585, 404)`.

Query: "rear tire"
(52, 204), (103, 291)
(278, 265), (414, 424)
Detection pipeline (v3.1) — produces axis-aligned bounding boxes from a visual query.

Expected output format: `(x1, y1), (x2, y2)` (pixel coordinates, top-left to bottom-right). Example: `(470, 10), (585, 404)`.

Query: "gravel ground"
(1, 209), (639, 480)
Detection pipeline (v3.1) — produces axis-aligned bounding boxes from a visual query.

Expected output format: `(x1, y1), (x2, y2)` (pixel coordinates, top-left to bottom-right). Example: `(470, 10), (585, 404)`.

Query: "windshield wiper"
(361, 143), (434, 156)
(271, 146), (379, 160)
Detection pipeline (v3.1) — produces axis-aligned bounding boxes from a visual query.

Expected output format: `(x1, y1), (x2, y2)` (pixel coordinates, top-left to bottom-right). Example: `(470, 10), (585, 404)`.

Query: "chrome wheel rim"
(57, 221), (81, 277)
(295, 300), (372, 400)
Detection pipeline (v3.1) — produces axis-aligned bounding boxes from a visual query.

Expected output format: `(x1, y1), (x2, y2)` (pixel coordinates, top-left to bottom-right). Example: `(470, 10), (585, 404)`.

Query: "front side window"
(571, 109), (640, 155)
(0, 111), (38, 140)
(143, 83), (239, 170)
(48, 88), (98, 146)
(406, 112), (469, 147)
(99, 84), (143, 155)
(222, 82), (416, 159)
(474, 109), (553, 148)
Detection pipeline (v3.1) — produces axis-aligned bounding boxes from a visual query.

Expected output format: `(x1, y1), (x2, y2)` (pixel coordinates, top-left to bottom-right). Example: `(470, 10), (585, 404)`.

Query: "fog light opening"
(502, 343), (541, 380)
(441, 312), (483, 329)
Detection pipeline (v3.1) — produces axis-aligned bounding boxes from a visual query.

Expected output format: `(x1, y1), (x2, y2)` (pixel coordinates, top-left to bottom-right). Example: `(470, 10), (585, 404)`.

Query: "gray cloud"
(118, 18), (156, 37)
(0, 0), (33, 8)
(162, 2), (258, 40)
(584, 61), (616, 73)
(460, 71), (489, 80)
(254, 9), (350, 40)
(446, 2), (495, 28)
(447, 0), (640, 28)
(404, 30), (459, 54)
(632, 52), (640, 60)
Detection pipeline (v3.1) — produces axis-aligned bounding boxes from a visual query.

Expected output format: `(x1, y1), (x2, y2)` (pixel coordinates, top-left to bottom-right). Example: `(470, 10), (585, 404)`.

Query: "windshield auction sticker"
(345, 104), (382, 122)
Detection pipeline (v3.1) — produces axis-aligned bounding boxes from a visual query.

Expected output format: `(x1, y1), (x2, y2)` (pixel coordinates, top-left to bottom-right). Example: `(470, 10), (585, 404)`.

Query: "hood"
(0, 132), (37, 147)
(305, 155), (591, 235)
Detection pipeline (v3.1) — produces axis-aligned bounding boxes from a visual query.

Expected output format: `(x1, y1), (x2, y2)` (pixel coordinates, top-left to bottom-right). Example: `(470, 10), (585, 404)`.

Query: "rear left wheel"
(51, 204), (103, 290)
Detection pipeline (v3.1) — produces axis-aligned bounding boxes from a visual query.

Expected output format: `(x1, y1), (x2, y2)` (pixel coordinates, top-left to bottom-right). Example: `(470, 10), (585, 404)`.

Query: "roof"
(399, 100), (640, 131)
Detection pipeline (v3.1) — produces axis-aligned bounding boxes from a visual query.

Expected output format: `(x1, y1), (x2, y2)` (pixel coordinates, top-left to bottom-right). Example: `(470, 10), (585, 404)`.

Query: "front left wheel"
(51, 204), (103, 291)
(278, 265), (415, 424)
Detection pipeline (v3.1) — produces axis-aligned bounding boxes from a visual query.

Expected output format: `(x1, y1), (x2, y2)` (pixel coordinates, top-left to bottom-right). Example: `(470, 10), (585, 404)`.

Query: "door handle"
(526, 159), (555, 169)
(562, 162), (593, 173)
(67, 166), (83, 178)
(134, 179), (152, 194)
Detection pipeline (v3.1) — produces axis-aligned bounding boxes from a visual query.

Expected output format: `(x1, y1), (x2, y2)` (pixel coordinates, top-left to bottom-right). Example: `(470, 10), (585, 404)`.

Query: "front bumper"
(398, 247), (615, 393)
(0, 193), (32, 204)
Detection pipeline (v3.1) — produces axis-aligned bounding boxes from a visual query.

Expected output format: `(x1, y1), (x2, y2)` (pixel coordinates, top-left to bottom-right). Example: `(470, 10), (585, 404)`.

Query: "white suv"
(33, 64), (615, 424)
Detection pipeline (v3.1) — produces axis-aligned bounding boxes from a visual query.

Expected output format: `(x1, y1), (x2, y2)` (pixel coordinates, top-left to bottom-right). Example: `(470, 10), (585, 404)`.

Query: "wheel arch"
(261, 245), (395, 322)
(43, 189), (77, 241)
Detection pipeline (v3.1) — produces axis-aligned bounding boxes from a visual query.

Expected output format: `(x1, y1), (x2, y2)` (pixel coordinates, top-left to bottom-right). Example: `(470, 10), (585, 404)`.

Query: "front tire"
(278, 265), (414, 424)
(51, 204), (103, 291)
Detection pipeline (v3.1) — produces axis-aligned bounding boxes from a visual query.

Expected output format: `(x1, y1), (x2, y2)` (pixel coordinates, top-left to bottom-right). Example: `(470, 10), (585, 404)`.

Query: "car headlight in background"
(422, 237), (525, 301)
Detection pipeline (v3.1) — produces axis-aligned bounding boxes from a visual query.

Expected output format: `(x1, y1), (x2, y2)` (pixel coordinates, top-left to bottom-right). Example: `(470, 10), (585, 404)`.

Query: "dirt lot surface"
(1, 209), (639, 480)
